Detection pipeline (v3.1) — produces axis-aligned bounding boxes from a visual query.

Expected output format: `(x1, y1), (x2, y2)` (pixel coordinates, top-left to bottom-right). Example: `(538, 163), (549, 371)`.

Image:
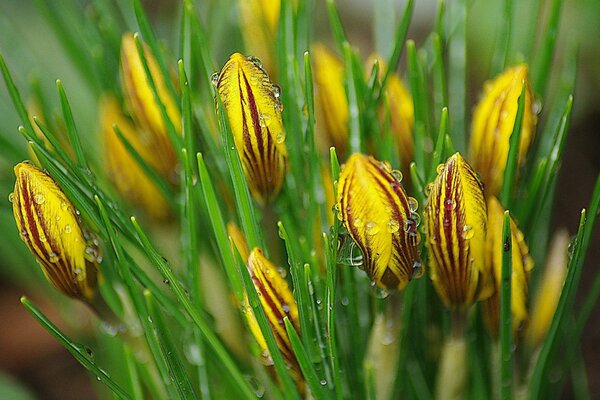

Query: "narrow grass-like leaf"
(214, 97), (263, 249)
(21, 297), (132, 400)
(500, 211), (513, 400)
(0, 54), (36, 136)
(409, 162), (426, 207)
(196, 153), (243, 301)
(122, 345), (144, 400)
(447, 0), (467, 151)
(342, 42), (362, 154)
(499, 81), (525, 209)
(407, 41), (429, 177)
(432, 33), (448, 121)
(373, 0), (395, 57)
(532, 0), (564, 97)
(491, 0), (513, 73)
(325, 0), (347, 53)
(130, 217), (255, 399)
(284, 317), (329, 398)
(56, 80), (89, 170)
(238, 254), (301, 400)
(428, 107), (448, 182)
(528, 177), (600, 399)
(144, 290), (198, 400)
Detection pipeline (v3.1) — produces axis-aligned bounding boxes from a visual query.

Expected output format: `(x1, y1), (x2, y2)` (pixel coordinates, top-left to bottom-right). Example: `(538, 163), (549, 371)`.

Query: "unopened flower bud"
(337, 153), (422, 290)
(100, 95), (170, 220)
(215, 53), (288, 204)
(120, 33), (179, 180)
(12, 162), (100, 302)
(482, 197), (534, 337)
(424, 153), (493, 309)
(469, 65), (537, 196)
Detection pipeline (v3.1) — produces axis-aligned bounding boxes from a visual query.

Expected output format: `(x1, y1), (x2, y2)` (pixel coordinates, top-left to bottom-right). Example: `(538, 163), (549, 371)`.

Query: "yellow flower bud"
(313, 43), (349, 155)
(227, 221), (251, 261)
(239, 0), (280, 74)
(120, 33), (180, 180)
(366, 54), (414, 167)
(100, 95), (170, 220)
(424, 153), (492, 309)
(481, 197), (534, 337)
(337, 153), (422, 290)
(469, 65), (537, 196)
(526, 229), (569, 349)
(215, 53), (288, 204)
(11, 162), (100, 302)
(243, 248), (303, 388)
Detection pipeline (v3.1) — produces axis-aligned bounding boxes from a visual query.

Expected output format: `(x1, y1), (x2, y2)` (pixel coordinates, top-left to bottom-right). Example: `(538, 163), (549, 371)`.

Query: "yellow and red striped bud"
(243, 248), (303, 388)
(526, 229), (569, 349)
(239, 0), (280, 74)
(482, 197), (534, 337)
(469, 65), (537, 196)
(313, 43), (349, 155)
(366, 55), (414, 167)
(100, 95), (170, 220)
(215, 53), (288, 204)
(337, 153), (422, 290)
(120, 33), (179, 180)
(11, 163), (100, 302)
(424, 153), (493, 309)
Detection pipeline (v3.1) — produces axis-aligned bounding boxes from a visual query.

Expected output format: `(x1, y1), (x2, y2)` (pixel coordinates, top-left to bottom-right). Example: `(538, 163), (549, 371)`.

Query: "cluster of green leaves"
(0, 0), (599, 399)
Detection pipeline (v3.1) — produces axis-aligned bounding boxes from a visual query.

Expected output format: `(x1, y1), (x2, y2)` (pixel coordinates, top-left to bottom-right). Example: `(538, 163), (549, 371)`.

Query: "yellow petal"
(337, 153), (422, 290)
(469, 65), (537, 196)
(313, 43), (349, 155)
(482, 197), (534, 337)
(216, 53), (288, 204)
(120, 33), (180, 180)
(100, 95), (170, 220)
(526, 229), (569, 349)
(424, 153), (492, 309)
(12, 163), (99, 302)
(239, 0), (280, 74)
(366, 54), (414, 167)
(227, 221), (250, 261)
(244, 248), (303, 389)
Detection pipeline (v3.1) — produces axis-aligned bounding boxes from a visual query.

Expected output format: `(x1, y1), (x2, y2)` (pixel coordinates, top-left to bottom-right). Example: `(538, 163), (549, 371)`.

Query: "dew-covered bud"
(239, 0), (280, 74)
(481, 197), (534, 338)
(120, 33), (179, 180)
(336, 153), (422, 290)
(100, 95), (170, 220)
(215, 53), (288, 204)
(366, 54), (414, 168)
(424, 153), (493, 309)
(469, 65), (537, 196)
(243, 248), (303, 388)
(313, 43), (349, 155)
(526, 229), (569, 349)
(11, 163), (100, 302)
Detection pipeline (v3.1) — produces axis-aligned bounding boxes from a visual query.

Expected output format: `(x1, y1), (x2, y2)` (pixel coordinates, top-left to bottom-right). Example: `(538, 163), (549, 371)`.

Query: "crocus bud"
(337, 153), (422, 290)
(526, 229), (569, 349)
(100, 95), (170, 220)
(481, 197), (534, 337)
(424, 153), (492, 309)
(11, 163), (100, 302)
(243, 248), (303, 387)
(366, 55), (414, 167)
(469, 65), (537, 196)
(120, 33), (179, 180)
(215, 53), (288, 204)
(239, 0), (280, 74)
(313, 43), (349, 155)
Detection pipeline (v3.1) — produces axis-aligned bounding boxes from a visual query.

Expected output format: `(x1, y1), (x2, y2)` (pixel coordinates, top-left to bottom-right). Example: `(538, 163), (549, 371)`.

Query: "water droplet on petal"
(387, 219), (400, 233)
(64, 224), (72, 234)
(8, 193), (14, 203)
(34, 194), (45, 204)
(48, 252), (59, 263)
(391, 170), (403, 182)
(247, 56), (263, 69)
(444, 198), (456, 211)
(272, 84), (281, 99)
(210, 72), (219, 87)
(436, 163), (445, 174)
(412, 261), (424, 278)
(408, 197), (419, 212)
(365, 221), (380, 235)
(462, 225), (474, 240)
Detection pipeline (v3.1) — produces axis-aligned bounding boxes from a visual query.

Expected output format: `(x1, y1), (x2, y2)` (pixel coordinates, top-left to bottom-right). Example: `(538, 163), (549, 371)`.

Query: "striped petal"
(313, 43), (349, 155)
(216, 53), (288, 204)
(469, 65), (537, 196)
(337, 153), (421, 290)
(120, 33), (179, 180)
(424, 152), (492, 309)
(244, 248), (303, 388)
(12, 163), (100, 302)
(100, 95), (170, 220)
(482, 197), (534, 337)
